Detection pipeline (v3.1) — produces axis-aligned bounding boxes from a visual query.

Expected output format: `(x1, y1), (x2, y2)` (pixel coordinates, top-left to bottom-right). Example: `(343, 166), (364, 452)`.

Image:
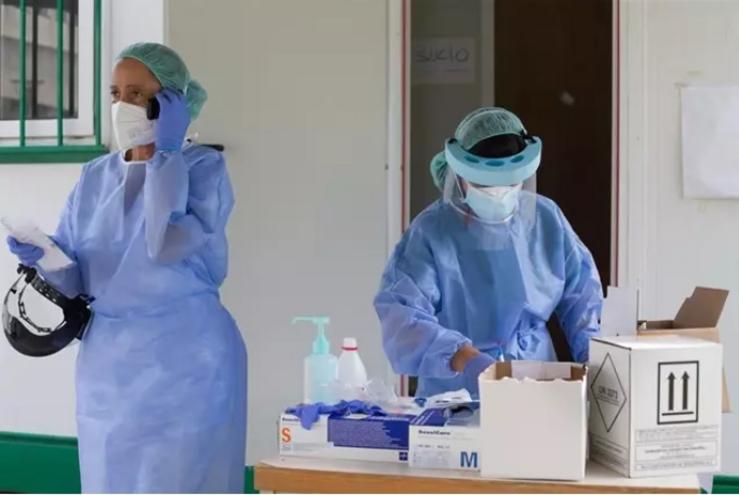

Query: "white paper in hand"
(1, 216), (73, 272)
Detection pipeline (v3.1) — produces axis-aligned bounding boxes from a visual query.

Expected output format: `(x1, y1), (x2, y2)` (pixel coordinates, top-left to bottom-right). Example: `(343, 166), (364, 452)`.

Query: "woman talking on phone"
(5, 42), (247, 493)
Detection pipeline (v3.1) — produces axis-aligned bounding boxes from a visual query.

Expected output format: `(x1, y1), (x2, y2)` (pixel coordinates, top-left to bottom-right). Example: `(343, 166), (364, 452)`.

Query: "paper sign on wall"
(411, 37), (476, 85)
(681, 85), (739, 198)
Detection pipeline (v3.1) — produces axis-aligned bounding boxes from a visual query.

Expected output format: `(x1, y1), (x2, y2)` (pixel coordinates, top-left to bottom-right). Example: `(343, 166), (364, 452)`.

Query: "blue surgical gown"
(41, 144), (247, 493)
(374, 196), (602, 398)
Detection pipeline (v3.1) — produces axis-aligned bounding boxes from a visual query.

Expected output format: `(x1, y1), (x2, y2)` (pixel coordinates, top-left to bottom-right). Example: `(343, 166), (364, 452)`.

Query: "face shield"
(437, 131), (540, 247)
(439, 168), (538, 251)
(444, 132), (542, 187)
(3, 266), (93, 357)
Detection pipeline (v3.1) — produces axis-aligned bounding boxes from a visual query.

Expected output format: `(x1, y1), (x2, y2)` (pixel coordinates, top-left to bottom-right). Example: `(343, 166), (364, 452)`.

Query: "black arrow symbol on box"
(668, 372), (676, 411)
(682, 372), (690, 411)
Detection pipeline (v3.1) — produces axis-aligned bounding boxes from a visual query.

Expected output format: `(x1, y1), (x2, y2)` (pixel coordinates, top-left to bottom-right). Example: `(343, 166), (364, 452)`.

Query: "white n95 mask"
(464, 184), (523, 222)
(111, 101), (155, 151)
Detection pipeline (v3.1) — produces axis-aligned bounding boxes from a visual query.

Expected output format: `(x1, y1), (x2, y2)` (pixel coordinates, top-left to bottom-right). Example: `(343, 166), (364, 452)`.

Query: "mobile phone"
(146, 97), (160, 120)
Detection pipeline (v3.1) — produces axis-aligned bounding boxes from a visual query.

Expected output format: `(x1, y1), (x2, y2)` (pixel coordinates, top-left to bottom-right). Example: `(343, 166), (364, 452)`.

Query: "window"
(0, 0), (104, 163)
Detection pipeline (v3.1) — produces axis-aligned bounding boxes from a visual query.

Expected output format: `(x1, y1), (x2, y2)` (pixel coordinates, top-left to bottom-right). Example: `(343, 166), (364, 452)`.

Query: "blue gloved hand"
(6, 236), (43, 266)
(285, 400), (388, 430)
(154, 88), (190, 152)
(462, 352), (497, 397)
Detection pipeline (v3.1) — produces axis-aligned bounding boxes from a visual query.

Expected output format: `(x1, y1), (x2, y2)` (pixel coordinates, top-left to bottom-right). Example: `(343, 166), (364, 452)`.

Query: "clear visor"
(3, 276), (65, 336)
(440, 167), (538, 250)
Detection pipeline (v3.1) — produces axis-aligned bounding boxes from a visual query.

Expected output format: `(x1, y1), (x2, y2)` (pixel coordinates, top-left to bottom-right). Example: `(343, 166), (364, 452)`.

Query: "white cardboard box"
(479, 361), (588, 481)
(409, 402), (481, 471)
(278, 413), (412, 464)
(589, 336), (722, 478)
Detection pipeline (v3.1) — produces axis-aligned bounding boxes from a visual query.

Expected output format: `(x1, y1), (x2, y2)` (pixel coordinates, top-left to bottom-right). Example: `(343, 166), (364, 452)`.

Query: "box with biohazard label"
(278, 413), (413, 463)
(479, 361), (588, 480)
(409, 402), (481, 471)
(637, 287), (731, 412)
(589, 335), (722, 478)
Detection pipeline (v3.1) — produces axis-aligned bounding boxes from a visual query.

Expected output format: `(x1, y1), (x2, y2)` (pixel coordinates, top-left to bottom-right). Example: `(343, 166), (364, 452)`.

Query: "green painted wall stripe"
(244, 466), (256, 494)
(0, 432), (257, 493)
(0, 432), (81, 493)
(713, 474), (739, 494)
(1, 431), (737, 493)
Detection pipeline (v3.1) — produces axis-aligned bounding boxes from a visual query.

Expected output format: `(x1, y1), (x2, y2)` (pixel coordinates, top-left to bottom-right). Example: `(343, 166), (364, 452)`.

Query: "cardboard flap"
(570, 365), (587, 381)
(600, 286), (639, 337)
(511, 361), (571, 380)
(495, 361), (512, 379)
(642, 320), (676, 330)
(485, 361), (585, 382)
(674, 287), (729, 329)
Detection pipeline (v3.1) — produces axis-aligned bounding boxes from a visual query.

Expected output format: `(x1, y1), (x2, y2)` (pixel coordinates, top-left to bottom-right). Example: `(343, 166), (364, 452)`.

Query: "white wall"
(167, 0), (390, 464)
(109, 0), (165, 54)
(0, 166), (80, 436)
(619, 0), (739, 474)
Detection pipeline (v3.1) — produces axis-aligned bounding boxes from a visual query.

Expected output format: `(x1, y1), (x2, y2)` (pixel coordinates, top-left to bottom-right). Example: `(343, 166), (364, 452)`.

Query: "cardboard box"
(409, 402), (481, 471)
(479, 361), (588, 481)
(279, 413), (413, 463)
(636, 287), (731, 412)
(589, 336), (722, 478)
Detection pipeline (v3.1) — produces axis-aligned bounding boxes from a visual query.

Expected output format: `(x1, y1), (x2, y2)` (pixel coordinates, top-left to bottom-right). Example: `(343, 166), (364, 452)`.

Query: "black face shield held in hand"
(3, 265), (93, 357)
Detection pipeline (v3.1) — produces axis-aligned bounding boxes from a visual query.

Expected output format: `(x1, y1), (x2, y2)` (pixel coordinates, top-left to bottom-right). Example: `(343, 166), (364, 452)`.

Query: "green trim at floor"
(713, 475), (739, 494)
(244, 466), (256, 494)
(0, 432), (257, 493)
(0, 432), (80, 493)
(1, 431), (738, 493)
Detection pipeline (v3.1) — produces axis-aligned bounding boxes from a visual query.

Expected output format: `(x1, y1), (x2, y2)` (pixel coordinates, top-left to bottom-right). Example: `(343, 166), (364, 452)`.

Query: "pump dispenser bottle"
(292, 316), (338, 404)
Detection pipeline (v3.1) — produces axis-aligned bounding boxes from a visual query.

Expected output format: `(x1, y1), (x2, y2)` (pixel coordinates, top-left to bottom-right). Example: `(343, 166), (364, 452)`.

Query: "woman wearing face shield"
(6, 43), (246, 493)
(374, 107), (602, 399)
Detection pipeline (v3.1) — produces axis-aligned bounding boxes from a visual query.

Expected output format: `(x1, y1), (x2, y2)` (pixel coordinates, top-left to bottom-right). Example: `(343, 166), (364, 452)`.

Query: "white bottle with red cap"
(336, 337), (368, 400)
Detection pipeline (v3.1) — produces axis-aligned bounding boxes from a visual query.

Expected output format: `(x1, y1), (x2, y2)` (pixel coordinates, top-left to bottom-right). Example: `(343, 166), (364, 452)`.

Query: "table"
(254, 457), (701, 493)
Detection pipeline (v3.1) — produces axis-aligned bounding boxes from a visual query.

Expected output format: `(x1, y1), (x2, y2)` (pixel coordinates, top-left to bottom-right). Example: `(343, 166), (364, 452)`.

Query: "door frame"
(385, 0), (411, 394)
(615, 0), (649, 306)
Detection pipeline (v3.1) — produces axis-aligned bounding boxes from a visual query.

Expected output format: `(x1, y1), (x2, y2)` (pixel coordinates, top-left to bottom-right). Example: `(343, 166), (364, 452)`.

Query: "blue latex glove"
(462, 352), (497, 397)
(285, 403), (335, 430)
(285, 400), (387, 430)
(332, 400), (386, 418)
(6, 236), (43, 266)
(154, 88), (190, 152)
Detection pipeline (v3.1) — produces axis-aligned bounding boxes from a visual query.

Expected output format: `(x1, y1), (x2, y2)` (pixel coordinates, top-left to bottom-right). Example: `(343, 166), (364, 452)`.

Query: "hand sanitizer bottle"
(293, 316), (338, 404)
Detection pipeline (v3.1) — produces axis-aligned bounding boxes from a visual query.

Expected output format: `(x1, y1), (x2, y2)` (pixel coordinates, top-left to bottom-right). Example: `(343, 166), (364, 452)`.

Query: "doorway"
(407, 0), (613, 391)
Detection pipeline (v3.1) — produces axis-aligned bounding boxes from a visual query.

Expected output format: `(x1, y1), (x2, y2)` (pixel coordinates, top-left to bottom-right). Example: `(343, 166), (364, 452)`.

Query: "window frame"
(0, 0), (105, 163)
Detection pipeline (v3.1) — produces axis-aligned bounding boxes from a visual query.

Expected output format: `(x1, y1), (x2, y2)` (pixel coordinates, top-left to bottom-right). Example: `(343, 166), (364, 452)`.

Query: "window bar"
(18, 0), (27, 146)
(31, 0), (39, 119)
(93, 0), (101, 146)
(56, 0), (64, 146)
(68, 1), (76, 117)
